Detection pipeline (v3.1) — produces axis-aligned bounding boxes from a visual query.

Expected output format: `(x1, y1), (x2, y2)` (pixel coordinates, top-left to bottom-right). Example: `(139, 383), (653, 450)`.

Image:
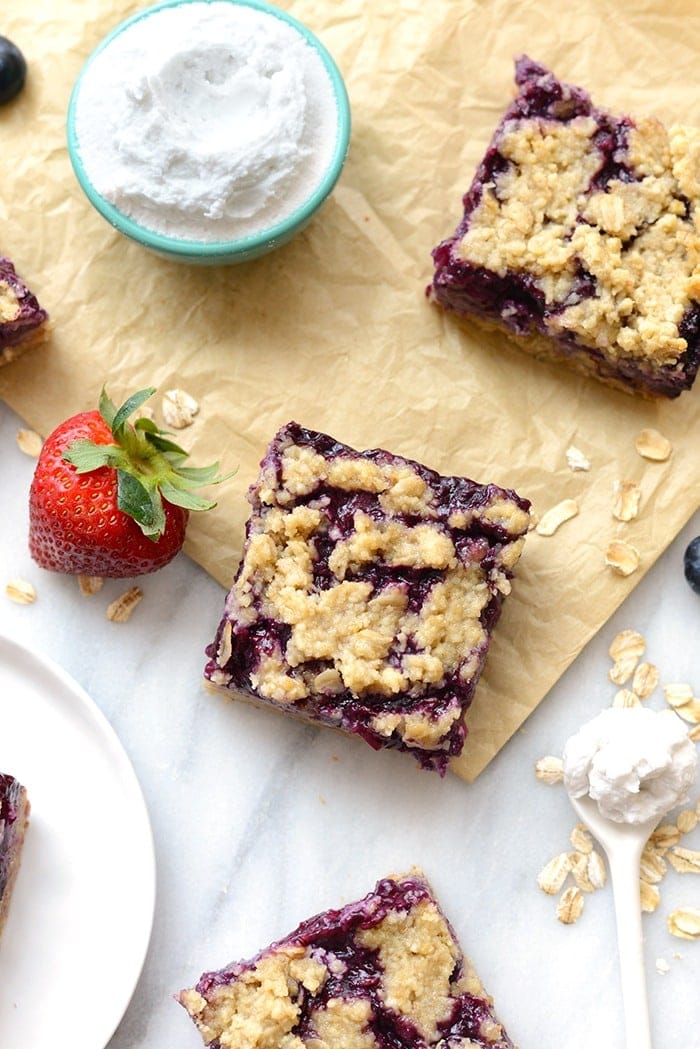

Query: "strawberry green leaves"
(62, 385), (230, 540)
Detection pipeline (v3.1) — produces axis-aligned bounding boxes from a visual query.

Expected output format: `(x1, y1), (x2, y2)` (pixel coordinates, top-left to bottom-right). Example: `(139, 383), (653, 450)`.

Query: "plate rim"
(0, 630), (157, 1049)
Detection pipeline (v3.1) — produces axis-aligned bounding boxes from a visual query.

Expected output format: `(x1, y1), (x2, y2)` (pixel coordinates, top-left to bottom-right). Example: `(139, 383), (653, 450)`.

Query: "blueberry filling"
(0, 773), (25, 901)
(0, 255), (48, 352)
(182, 873), (515, 1049)
(205, 422), (529, 772)
(429, 57), (700, 397)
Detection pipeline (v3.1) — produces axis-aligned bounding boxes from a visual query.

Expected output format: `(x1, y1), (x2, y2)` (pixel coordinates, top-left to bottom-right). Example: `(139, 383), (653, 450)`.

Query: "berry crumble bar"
(0, 254), (49, 366)
(179, 869), (516, 1049)
(204, 422), (530, 774)
(0, 772), (29, 938)
(429, 56), (700, 398)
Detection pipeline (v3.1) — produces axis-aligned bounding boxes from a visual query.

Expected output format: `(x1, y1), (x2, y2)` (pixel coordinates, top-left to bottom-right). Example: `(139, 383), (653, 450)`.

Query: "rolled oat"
(5, 578), (36, 604)
(556, 886), (584, 925)
(634, 428), (672, 462)
(667, 906), (700, 940)
(535, 498), (579, 536)
(534, 755), (564, 784)
(537, 852), (571, 895)
(612, 480), (641, 522)
(16, 428), (43, 457)
(162, 388), (200, 429)
(106, 586), (143, 622)
(605, 539), (641, 577)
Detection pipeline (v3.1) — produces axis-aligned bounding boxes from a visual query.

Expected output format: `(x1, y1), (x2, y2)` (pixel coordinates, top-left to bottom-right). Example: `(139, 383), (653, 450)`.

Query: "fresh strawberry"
(29, 386), (228, 578)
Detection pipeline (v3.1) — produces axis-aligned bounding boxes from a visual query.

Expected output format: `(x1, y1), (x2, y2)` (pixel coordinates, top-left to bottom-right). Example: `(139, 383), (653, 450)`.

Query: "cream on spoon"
(563, 707), (698, 1049)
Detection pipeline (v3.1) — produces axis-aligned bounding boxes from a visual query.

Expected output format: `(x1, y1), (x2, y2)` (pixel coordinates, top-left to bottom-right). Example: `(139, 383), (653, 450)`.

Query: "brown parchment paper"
(2, 0), (700, 780)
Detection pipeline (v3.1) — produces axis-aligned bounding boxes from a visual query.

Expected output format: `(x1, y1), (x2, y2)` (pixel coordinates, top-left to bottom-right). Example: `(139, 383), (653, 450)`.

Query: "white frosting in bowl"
(72, 2), (340, 242)
(563, 706), (698, 824)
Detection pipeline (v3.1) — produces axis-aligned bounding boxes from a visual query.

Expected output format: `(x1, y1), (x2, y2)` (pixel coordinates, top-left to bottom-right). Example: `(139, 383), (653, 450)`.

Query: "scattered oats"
(77, 574), (104, 596)
(612, 688), (641, 708)
(106, 586), (143, 623)
(640, 880), (660, 913)
(612, 480), (641, 522)
(689, 724), (700, 743)
(534, 755), (564, 784)
(605, 539), (641, 577)
(569, 851), (595, 893)
(535, 498), (579, 536)
(609, 629), (646, 664)
(609, 659), (639, 686)
(650, 824), (681, 852)
(676, 809), (699, 836)
(667, 906), (700, 940)
(537, 852), (571, 895)
(631, 662), (659, 699)
(634, 428), (672, 463)
(587, 850), (607, 890)
(640, 847), (667, 885)
(162, 388), (199, 429)
(5, 578), (36, 605)
(655, 957), (670, 975)
(16, 427), (43, 457)
(570, 823), (593, 854)
(565, 445), (591, 472)
(556, 886), (584, 924)
(673, 699), (700, 725)
(663, 683), (694, 708)
(667, 847), (700, 875)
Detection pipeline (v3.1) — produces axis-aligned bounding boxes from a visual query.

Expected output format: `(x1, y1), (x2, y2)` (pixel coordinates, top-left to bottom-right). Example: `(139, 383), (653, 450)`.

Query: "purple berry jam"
(0, 255), (48, 352)
(0, 773), (26, 900)
(430, 56), (700, 398)
(180, 872), (515, 1049)
(205, 422), (530, 773)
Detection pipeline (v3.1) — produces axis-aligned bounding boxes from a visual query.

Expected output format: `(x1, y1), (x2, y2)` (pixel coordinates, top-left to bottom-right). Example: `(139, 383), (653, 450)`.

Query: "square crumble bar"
(0, 772), (30, 939)
(204, 422), (530, 774)
(179, 869), (516, 1049)
(0, 255), (49, 366)
(429, 56), (700, 398)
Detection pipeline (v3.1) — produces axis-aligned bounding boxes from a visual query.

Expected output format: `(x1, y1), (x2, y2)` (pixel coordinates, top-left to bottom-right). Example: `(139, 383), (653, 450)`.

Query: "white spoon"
(568, 792), (658, 1049)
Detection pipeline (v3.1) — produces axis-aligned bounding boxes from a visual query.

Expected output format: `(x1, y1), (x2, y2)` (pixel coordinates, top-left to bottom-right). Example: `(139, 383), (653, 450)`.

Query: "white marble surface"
(0, 396), (698, 1049)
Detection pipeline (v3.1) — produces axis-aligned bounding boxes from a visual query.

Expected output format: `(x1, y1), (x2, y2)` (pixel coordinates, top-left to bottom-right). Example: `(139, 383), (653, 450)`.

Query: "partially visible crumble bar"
(0, 772), (29, 938)
(0, 254), (49, 366)
(179, 869), (516, 1049)
(429, 56), (700, 398)
(204, 422), (530, 774)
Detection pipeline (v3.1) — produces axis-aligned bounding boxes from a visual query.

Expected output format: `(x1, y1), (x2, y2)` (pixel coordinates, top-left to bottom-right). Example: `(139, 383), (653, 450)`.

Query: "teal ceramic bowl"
(66, 0), (351, 265)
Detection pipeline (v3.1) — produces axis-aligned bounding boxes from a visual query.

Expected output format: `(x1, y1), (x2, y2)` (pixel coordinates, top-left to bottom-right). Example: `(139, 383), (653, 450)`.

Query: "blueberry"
(0, 36), (26, 105)
(684, 536), (700, 594)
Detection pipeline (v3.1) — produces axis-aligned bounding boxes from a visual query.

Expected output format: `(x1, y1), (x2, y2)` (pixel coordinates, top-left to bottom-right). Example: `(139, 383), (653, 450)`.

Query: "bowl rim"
(66, 0), (351, 259)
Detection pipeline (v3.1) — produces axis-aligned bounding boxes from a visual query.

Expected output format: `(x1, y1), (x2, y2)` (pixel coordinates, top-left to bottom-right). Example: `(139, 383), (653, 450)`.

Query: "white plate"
(0, 634), (156, 1048)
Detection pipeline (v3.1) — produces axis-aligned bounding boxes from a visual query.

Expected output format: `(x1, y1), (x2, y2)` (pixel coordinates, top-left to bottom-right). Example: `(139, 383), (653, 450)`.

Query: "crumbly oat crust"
(0, 773), (30, 939)
(179, 869), (516, 1049)
(430, 57), (700, 398)
(0, 255), (49, 366)
(205, 422), (530, 773)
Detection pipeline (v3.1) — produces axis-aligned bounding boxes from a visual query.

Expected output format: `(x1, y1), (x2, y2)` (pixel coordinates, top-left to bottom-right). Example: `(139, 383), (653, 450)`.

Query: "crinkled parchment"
(2, 0), (699, 779)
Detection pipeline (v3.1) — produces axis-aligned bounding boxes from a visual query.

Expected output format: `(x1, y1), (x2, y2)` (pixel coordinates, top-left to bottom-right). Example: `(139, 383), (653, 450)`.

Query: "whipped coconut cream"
(73, 2), (339, 241)
(563, 707), (698, 824)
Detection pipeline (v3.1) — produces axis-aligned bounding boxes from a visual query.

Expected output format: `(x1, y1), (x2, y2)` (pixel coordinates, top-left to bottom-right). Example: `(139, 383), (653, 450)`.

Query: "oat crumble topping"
(430, 57), (700, 398)
(180, 871), (516, 1049)
(206, 422), (530, 773)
